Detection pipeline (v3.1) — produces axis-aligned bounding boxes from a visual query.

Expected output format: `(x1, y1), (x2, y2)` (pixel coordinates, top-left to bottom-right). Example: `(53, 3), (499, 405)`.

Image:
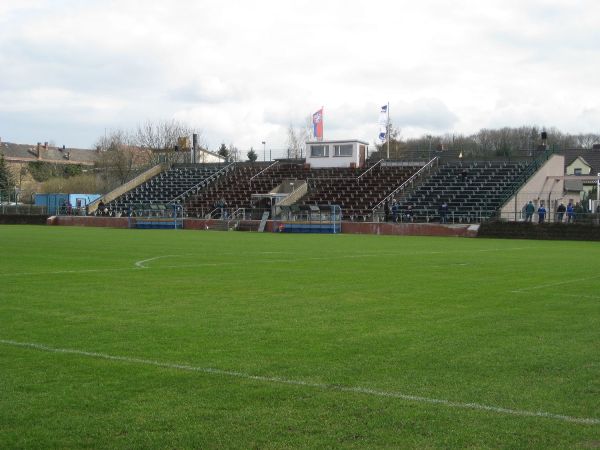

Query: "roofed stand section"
(403, 161), (529, 222)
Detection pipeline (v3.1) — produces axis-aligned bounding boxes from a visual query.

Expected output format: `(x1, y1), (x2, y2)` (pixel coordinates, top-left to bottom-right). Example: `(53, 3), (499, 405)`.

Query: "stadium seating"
(105, 164), (226, 215)
(401, 161), (529, 222)
(104, 159), (534, 224)
(184, 161), (422, 221)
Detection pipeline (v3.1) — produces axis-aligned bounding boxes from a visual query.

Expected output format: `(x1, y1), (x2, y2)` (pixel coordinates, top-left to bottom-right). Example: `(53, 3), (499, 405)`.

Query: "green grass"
(1, 225), (599, 449)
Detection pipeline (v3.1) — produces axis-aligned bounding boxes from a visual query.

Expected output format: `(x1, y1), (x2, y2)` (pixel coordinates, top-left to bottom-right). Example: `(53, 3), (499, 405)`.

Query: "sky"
(1, 0), (599, 154)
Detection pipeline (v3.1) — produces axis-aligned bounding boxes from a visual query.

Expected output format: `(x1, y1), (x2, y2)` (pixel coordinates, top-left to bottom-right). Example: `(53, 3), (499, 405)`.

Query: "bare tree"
(135, 119), (203, 165)
(228, 143), (241, 162)
(286, 116), (313, 159)
(95, 129), (139, 185)
(574, 133), (600, 149)
(286, 124), (302, 159)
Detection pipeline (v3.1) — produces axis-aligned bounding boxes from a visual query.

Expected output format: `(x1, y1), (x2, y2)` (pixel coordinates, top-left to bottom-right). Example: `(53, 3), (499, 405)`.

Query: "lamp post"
(262, 141), (266, 162)
(427, 135), (432, 160)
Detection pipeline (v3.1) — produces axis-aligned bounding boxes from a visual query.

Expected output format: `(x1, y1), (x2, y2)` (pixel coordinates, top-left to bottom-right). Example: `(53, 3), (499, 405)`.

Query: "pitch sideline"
(1, 338), (598, 426)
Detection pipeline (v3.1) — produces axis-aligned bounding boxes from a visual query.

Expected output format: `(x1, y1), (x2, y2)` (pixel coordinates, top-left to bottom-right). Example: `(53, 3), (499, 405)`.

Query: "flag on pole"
(312, 107), (323, 141)
(378, 104), (388, 142)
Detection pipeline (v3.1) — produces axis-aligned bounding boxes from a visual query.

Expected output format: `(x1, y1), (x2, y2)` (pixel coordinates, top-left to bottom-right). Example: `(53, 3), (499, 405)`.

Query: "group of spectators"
(385, 200), (414, 223)
(524, 200), (578, 224)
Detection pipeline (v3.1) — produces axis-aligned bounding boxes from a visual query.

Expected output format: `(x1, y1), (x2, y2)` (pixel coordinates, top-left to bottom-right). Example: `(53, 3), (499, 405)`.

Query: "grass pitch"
(1, 225), (599, 448)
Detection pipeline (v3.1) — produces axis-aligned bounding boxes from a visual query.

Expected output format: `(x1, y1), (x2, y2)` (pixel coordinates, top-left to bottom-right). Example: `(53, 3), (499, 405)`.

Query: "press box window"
(311, 145), (329, 157)
(334, 144), (353, 157)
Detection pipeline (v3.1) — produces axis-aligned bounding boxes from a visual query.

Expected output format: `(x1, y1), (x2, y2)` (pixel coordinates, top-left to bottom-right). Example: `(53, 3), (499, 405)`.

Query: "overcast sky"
(1, 0), (599, 152)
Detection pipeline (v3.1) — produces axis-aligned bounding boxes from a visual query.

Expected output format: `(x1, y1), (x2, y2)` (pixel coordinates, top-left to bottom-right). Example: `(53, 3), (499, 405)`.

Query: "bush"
(28, 161), (55, 182)
(63, 165), (83, 178)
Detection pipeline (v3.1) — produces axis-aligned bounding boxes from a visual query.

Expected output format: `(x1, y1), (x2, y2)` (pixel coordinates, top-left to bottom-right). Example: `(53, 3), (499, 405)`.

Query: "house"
(0, 140), (99, 168)
(561, 149), (600, 201)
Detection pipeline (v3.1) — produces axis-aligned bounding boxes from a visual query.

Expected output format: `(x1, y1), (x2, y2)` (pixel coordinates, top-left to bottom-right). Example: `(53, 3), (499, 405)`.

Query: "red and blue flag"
(312, 108), (323, 140)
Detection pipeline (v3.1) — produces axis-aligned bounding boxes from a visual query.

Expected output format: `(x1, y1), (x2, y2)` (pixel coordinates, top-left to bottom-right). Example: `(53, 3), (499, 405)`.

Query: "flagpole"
(386, 102), (390, 159)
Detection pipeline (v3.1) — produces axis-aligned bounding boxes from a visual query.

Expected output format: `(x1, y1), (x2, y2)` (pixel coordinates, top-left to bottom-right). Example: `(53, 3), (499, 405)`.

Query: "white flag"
(378, 104), (388, 141)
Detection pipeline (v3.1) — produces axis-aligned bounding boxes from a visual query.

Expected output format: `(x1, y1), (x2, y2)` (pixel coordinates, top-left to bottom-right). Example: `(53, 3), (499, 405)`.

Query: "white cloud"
(0, 0), (599, 150)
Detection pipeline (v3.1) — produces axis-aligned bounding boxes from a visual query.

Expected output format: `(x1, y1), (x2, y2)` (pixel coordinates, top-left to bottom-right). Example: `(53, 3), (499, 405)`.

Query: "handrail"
(88, 163), (166, 214)
(371, 157), (438, 214)
(250, 161), (278, 181)
(169, 162), (235, 204)
(206, 207), (220, 219)
(357, 159), (383, 180)
(496, 147), (556, 210)
(227, 208), (246, 228)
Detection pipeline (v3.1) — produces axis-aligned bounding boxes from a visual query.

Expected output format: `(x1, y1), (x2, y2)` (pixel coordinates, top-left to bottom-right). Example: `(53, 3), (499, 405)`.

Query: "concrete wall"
(500, 154), (565, 221)
(479, 221), (600, 241)
(46, 215), (479, 237)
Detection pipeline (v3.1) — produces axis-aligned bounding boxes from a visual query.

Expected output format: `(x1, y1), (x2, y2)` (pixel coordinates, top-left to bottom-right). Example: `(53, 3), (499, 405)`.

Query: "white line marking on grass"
(511, 291), (600, 300)
(134, 255), (181, 269)
(0, 267), (137, 277)
(1, 339), (598, 426)
(510, 274), (600, 293)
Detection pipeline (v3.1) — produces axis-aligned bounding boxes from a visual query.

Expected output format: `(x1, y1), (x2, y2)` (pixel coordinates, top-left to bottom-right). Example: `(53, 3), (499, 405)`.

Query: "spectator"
(537, 204), (546, 223)
(439, 201), (448, 224)
(66, 201), (72, 215)
(391, 201), (399, 223)
(556, 203), (566, 222)
(405, 205), (413, 222)
(525, 201), (535, 222)
(566, 201), (574, 223)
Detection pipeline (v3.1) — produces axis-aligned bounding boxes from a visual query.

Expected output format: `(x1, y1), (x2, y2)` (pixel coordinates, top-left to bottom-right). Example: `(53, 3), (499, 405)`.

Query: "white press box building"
(305, 140), (369, 169)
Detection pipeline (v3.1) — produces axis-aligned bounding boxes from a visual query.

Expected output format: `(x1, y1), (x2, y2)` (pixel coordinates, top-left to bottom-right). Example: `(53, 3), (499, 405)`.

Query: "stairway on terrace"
(185, 162), (309, 217)
(300, 165), (422, 221)
(402, 161), (529, 221)
(106, 164), (223, 215)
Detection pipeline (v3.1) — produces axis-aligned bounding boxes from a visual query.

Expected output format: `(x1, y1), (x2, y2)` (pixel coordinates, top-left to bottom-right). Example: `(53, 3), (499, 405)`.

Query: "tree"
(96, 129), (139, 185)
(228, 144), (240, 162)
(247, 148), (258, 162)
(574, 133), (600, 149)
(27, 161), (54, 182)
(217, 143), (230, 161)
(135, 119), (203, 165)
(0, 155), (15, 200)
(286, 116), (313, 159)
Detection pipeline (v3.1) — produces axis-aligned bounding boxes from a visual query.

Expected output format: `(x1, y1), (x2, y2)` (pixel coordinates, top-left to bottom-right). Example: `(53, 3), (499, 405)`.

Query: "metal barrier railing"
(169, 162), (236, 204)
(371, 157), (439, 221)
(0, 204), (48, 215)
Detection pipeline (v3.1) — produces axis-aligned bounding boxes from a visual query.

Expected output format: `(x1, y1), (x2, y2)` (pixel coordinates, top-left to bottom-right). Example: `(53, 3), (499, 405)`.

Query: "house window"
(574, 168), (582, 176)
(334, 144), (353, 157)
(310, 145), (329, 157)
